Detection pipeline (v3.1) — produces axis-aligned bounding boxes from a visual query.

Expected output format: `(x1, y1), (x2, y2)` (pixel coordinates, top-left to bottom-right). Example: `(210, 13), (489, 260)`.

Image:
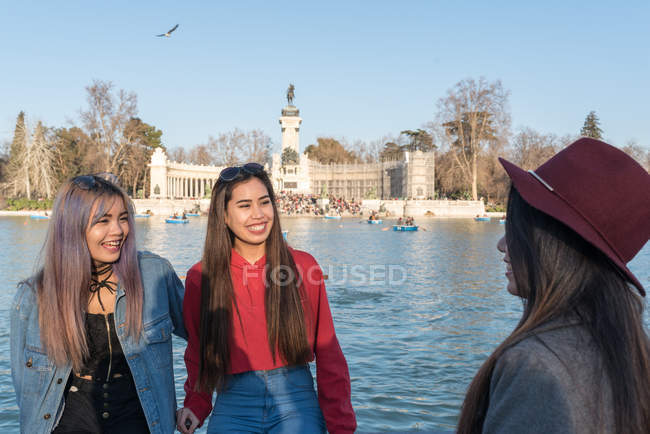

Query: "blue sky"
(1, 1), (648, 153)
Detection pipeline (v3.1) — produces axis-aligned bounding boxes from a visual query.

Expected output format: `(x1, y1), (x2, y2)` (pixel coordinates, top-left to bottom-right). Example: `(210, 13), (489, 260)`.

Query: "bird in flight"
(156, 24), (179, 37)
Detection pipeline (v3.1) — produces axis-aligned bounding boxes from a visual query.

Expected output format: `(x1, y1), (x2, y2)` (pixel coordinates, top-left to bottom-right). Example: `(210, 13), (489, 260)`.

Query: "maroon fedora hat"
(499, 137), (650, 296)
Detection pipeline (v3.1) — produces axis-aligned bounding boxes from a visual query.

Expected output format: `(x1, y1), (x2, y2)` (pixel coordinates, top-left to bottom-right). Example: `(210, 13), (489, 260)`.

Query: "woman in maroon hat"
(457, 138), (650, 434)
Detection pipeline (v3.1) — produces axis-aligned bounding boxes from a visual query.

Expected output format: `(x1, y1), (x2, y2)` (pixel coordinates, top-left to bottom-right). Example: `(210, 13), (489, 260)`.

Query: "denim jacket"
(10, 251), (187, 434)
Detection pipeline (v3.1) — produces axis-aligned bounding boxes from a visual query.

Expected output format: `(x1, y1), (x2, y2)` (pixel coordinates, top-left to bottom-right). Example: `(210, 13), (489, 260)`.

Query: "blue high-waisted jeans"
(207, 365), (326, 434)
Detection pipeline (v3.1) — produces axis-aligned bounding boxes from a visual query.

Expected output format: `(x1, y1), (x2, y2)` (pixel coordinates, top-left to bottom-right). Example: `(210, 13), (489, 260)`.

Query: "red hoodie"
(182, 248), (357, 433)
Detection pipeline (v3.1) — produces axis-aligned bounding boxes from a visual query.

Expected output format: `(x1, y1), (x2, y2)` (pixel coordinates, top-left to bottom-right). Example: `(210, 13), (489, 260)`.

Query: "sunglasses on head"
(218, 163), (264, 182)
(72, 175), (98, 190)
(72, 173), (120, 190)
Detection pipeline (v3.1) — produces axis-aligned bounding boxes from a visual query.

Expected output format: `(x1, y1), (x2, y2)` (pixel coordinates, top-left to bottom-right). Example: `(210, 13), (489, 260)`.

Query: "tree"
(118, 118), (163, 197)
(580, 111), (603, 139)
(437, 77), (510, 200)
(7, 111), (27, 196)
(168, 147), (188, 163)
(52, 127), (98, 183)
(187, 145), (213, 165)
(621, 140), (649, 171)
(80, 79), (138, 173)
(5, 118), (57, 199)
(379, 142), (404, 161)
(207, 128), (272, 166)
(303, 138), (359, 164)
(281, 148), (299, 166)
(29, 122), (56, 199)
(400, 129), (435, 152)
(510, 128), (560, 170)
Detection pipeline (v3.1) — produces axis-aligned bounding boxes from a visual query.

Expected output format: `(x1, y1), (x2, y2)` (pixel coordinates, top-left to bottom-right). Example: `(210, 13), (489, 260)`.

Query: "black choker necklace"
(89, 263), (117, 311)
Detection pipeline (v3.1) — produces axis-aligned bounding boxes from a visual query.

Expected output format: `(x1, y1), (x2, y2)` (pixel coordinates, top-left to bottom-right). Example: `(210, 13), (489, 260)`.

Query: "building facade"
(150, 101), (435, 200)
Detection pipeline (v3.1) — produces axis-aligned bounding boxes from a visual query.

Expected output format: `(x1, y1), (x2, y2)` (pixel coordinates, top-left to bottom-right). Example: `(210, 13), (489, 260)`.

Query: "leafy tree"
(379, 142), (404, 161)
(400, 129), (435, 152)
(118, 117), (163, 197)
(303, 138), (359, 164)
(7, 111), (27, 196)
(580, 111), (603, 139)
(437, 77), (510, 200)
(52, 127), (97, 183)
(281, 148), (299, 166)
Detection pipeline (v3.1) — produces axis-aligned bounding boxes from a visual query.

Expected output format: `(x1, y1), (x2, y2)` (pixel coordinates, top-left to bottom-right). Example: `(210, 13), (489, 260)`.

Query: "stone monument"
(279, 83), (302, 154)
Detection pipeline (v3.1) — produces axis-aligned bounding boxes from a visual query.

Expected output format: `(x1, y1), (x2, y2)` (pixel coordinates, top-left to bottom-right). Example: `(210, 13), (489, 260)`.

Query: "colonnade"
(166, 176), (218, 199)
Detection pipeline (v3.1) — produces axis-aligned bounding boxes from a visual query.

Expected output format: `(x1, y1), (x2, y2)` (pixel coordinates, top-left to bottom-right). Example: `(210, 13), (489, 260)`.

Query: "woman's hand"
(176, 407), (199, 434)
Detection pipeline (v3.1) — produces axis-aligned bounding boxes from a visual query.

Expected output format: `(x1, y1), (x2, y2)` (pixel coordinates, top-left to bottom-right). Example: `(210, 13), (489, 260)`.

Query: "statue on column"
(287, 83), (295, 106)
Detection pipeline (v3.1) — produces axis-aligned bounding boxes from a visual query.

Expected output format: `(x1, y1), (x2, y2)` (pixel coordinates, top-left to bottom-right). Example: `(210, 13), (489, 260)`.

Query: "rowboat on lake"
(165, 217), (189, 224)
(367, 220), (383, 224)
(393, 225), (418, 232)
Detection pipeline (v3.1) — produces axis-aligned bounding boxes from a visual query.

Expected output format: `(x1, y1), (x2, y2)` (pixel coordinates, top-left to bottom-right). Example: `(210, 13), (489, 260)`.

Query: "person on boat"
(176, 163), (356, 434)
(182, 212), (187, 220)
(173, 212), (179, 219)
(397, 217), (403, 225)
(10, 174), (187, 433)
(457, 138), (650, 434)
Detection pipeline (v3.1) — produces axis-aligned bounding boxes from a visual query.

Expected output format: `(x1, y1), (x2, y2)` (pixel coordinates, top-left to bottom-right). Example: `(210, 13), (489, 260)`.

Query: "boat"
(499, 219), (506, 224)
(393, 225), (418, 232)
(185, 213), (200, 217)
(474, 217), (490, 221)
(324, 215), (341, 220)
(29, 215), (50, 220)
(367, 220), (383, 224)
(282, 230), (289, 240)
(134, 214), (150, 218)
(165, 218), (189, 224)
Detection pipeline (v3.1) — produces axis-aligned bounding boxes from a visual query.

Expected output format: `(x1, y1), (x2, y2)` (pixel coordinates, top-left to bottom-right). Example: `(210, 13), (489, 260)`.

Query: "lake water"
(1, 216), (648, 432)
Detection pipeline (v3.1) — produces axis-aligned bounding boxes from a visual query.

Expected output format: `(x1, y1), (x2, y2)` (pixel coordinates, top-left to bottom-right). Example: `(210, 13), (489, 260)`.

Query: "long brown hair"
(198, 169), (311, 392)
(31, 175), (143, 371)
(457, 186), (650, 434)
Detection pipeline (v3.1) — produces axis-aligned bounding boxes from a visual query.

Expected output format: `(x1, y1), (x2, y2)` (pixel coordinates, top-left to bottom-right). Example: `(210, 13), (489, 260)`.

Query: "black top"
(77, 313), (130, 381)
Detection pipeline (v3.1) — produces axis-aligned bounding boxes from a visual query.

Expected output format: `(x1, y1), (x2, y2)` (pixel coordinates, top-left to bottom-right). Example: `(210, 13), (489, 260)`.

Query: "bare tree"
(80, 80), (138, 173)
(437, 77), (511, 200)
(510, 128), (561, 170)
(187, 145), (213, 165)
(621, 140), (649, 171)
(168, 147), (188, 163)
(208, 128), (246, 166)
(5, 120), (57, 199)
(207, 128), (272, 166)
(245, 129), (272, 165)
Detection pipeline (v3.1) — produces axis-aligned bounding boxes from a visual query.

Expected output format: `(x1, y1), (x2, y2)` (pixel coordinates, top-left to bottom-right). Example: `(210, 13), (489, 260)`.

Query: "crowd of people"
(275, 192), (362, 216)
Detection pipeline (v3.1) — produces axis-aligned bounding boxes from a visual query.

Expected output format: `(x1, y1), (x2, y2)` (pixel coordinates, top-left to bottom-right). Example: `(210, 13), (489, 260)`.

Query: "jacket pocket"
(143, 315), (173, 369)
(22, 347), (54, 400)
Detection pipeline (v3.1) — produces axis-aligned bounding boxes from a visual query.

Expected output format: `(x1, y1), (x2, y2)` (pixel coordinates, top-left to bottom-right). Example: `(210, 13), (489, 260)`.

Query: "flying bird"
(156, 24), (179, 37)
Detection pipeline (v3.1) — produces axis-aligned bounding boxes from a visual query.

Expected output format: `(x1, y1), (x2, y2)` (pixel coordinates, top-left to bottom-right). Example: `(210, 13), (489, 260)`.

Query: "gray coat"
(483, 318), (615, 434)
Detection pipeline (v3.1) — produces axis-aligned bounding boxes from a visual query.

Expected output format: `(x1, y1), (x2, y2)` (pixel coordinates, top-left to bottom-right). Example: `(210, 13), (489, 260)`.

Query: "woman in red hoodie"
(177, 163), (356, 434)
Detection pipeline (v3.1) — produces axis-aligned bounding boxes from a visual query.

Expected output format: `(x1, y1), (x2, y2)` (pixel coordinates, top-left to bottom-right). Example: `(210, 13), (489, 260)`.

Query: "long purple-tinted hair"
(33, 175), (143, 370)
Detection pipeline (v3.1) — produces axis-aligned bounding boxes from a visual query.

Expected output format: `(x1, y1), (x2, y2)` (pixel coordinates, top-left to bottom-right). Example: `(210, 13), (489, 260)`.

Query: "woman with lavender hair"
(11, 174), (186, 433)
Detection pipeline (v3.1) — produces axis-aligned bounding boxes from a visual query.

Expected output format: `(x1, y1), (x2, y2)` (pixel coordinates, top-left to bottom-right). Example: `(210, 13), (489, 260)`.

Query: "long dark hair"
(198, 169), (311, 392)
(33, 175), (143, 371)
(457, 186), (650, 434)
